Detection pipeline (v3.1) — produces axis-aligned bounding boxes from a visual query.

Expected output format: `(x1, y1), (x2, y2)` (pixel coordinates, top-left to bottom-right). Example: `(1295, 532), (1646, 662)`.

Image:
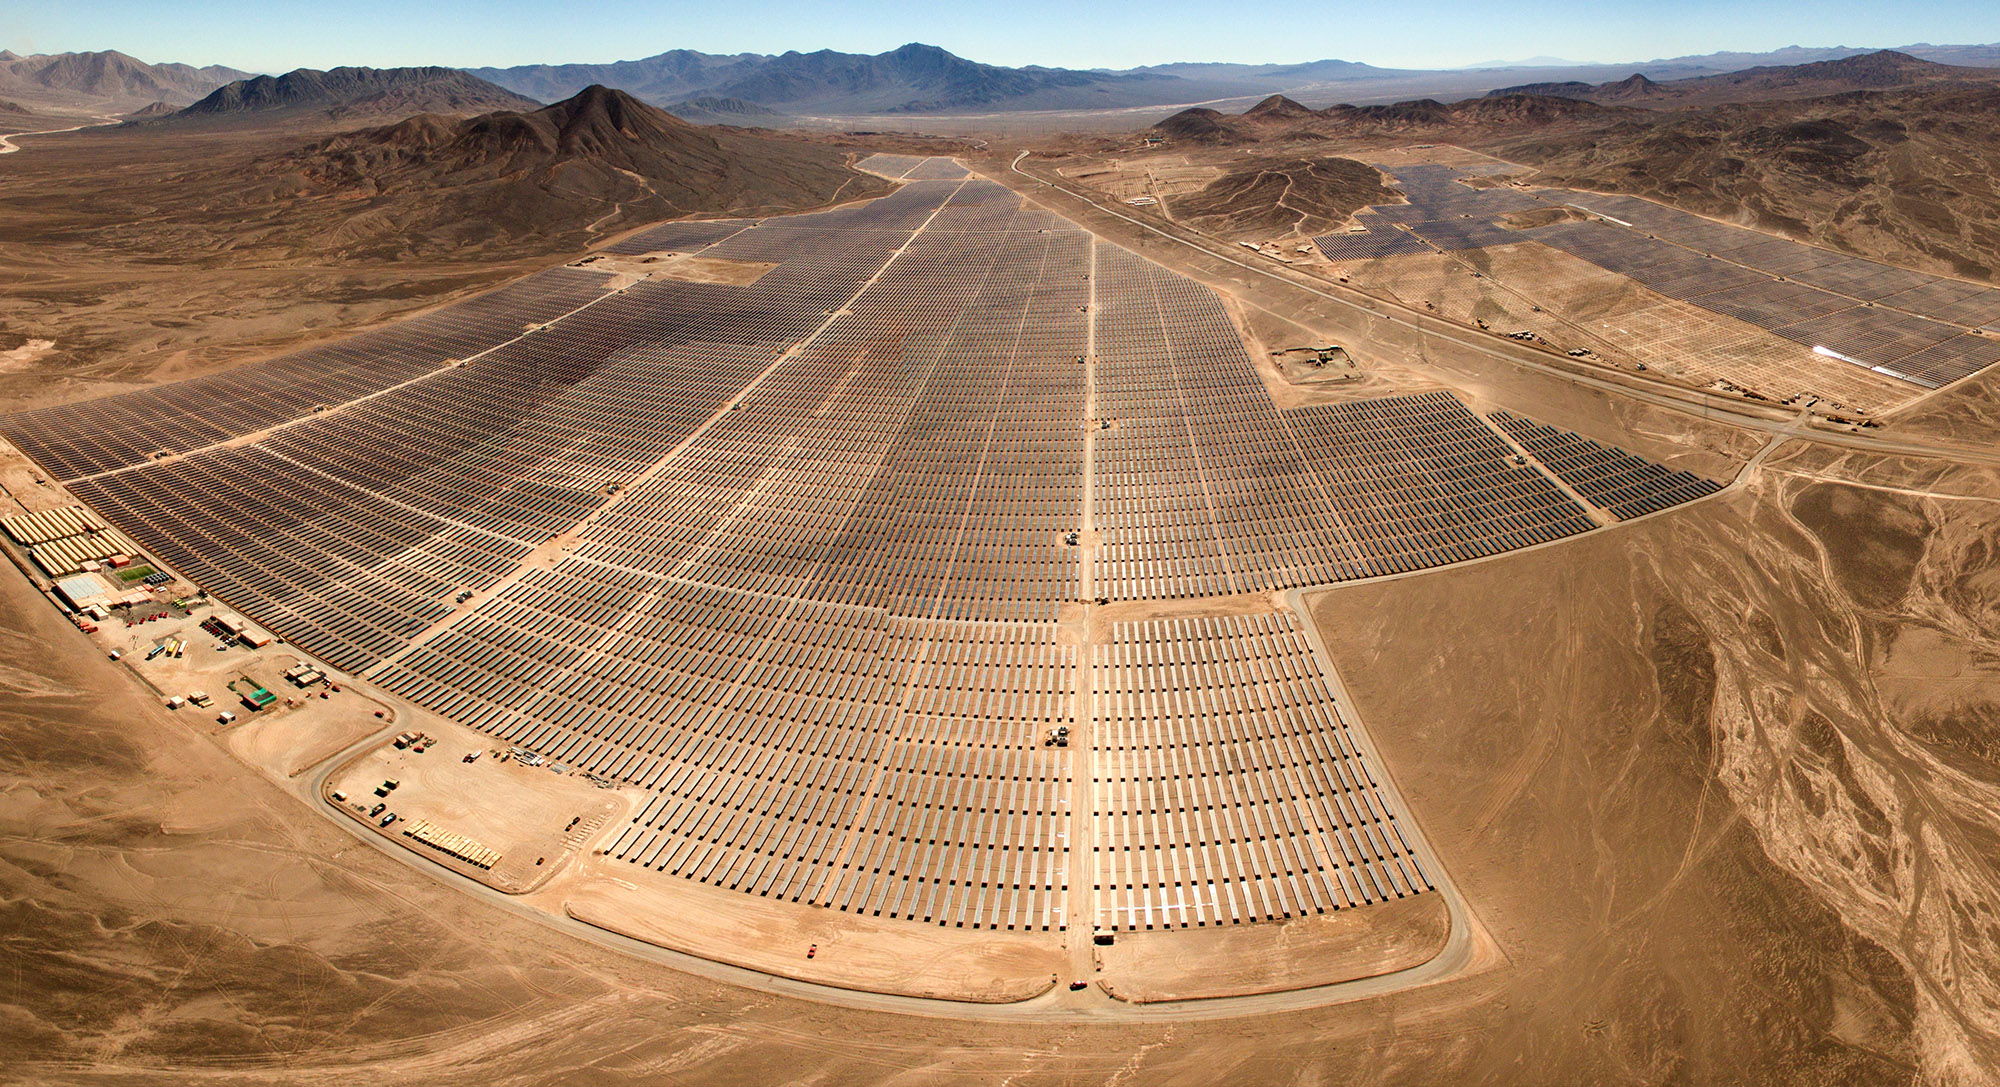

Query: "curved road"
(299, 703), (1482, 1023)
(0, 115), (119, 154)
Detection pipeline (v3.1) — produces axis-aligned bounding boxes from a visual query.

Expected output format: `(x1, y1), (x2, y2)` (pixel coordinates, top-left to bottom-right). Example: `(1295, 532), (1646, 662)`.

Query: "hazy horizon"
(8, 0), (2000, 77)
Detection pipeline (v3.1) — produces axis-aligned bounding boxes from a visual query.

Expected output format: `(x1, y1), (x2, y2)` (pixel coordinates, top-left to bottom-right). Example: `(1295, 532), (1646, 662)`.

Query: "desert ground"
(6, 61), (2000, 1085)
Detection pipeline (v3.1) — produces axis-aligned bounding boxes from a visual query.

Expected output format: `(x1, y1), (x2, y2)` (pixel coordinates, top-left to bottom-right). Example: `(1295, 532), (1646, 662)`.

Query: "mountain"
(1497, 80), (2000, 279)
(174, 66), (539, 122)
(1488, 50), (1997, 109)
(665, 96), (782, 125)
(1156, 92), (1625, 145)
(122, 100), (178, 119)
(476, 42), (1188, 114)
(0, 49), (250, 110)
(1488, 80), (1595, 100)
(460, 41), (2000, 119)
(702, 42), (1153, 112)
(464, 50), (766, 106)
(1664, 49), (1992, 99)
(1490, 73), (1662, 101)
(1599, 73), (1665, 100)
(1169, 155), (1402, 238)
(244, 85), (890, 259)
(1243, 93), (1317, 120)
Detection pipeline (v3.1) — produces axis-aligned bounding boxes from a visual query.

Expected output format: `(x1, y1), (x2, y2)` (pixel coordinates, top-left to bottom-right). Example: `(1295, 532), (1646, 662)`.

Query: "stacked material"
(1, 504), (109, 545)
(30, 526), (145, 577)
(401, 819), (501, 869)
(4, 504), (146, 576)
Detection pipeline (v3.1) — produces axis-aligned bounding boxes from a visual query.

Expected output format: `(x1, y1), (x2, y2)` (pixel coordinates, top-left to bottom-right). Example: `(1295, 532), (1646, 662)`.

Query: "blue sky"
(8, 0), (1999, 73)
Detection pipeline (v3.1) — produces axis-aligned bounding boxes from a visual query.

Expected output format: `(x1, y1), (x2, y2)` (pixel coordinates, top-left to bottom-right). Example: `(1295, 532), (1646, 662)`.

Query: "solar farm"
(0, 156), (1729, 998)
(1311, 160), (2000, 413)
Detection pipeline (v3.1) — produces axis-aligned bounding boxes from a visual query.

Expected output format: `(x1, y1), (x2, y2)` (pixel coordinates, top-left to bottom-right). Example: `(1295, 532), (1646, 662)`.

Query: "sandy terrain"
(7, 104), (2000, 1084)
(1098, 893), (1449, 1003)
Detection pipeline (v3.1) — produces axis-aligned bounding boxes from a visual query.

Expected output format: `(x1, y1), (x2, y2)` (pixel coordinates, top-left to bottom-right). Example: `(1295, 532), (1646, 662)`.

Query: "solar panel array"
(1489, 410), (1722, 520)
(855, 153), (928, 177)
(1286, 392), (1600, 572)
(3, 160), (1733, 936)
(856, 153), (970, 180)
(1533, 191), (2000, 388)
(604, 218), (757, 255)
(1316, 163), (2000, 393)
(0, 268), (621, 482)
(1093, 612), (1430, 930)
(1093, 252), (1605, 596)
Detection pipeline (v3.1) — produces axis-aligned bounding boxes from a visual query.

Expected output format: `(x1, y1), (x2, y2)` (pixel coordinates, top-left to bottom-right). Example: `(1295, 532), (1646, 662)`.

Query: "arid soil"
(1503, 84), (2000, 281)
(0, 112), (887, 409)
(1168, 154), (1400, 240)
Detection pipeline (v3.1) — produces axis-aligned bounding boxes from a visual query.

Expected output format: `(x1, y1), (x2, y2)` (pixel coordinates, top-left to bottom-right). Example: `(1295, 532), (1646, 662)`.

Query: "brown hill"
(1168, 155), (1401, 239)
(1155, 92), (1625, 145)
(1500, 82), (2000, 279)
(0, 49), (247, 110)
(1244, 94), (1315, 119)
(0, 98), (30, 115)
(1495, 50), (1999, 109)
(1154, 106), (1236, 142)
(122, 100), (177, 119)
(1599, 73), (1665, 100)
(238, 85), (891, 259)
(175, 66), (538, 123)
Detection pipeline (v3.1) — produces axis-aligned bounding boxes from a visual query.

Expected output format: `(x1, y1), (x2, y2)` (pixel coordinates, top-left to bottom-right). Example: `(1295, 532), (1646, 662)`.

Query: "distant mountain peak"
(0, 48), (250, 107)
(1600, 73), (1662, 99)
(176, 65), (538, 121)
(1246, 93), (1313, 118)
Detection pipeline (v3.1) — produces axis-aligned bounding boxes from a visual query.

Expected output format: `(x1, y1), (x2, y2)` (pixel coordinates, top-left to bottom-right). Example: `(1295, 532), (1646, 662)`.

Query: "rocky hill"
(1156, 92), (1624, 145)
(239, 85), (890, 258)
(477, 42), (1182, 114)
(1491, 51), (1995, 109)
(0, 49), (249, 110)
(1500, 81), (2000, 278)
(665, 96), (782, 125)
(1169, 155), (1401, 238)
(175, 66), (538, 123)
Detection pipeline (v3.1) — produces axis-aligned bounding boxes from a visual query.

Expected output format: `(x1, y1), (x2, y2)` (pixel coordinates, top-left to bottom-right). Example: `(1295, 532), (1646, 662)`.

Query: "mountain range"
(1488, 50), (2000, 107)
(0, 49), (249, 111)
(467, 42), (1198, 114)
(246, 85), (888, 258)
(173, 66), (539, 123)
(464, 40), (2000, 117)
(1154, 91), (1624, 145)
(9, 39), (2000, 121)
